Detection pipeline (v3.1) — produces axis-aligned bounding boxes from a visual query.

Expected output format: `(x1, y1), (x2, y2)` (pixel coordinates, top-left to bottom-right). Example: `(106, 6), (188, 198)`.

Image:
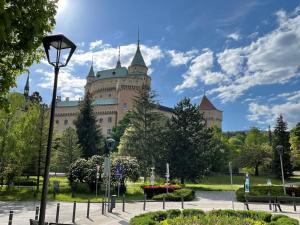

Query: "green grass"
(185, 175), (300, 191)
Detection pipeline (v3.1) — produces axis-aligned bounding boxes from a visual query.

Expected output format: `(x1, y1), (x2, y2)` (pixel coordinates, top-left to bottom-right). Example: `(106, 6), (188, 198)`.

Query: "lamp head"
(42, 34), (76, 68)
(276, 145), (284, 155)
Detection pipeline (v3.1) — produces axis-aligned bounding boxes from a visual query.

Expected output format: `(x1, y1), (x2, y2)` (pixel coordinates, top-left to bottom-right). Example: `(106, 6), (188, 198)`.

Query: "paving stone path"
(1, 191), (300, 225)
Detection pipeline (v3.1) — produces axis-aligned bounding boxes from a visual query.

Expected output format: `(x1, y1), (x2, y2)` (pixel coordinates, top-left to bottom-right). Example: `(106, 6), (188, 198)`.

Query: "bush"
(143, 185), (181, 199)
(129, 209), (298, 225)
(182, 209), (205, 217)
(152, 189), (195, 201)
(236, 186), (284, 202)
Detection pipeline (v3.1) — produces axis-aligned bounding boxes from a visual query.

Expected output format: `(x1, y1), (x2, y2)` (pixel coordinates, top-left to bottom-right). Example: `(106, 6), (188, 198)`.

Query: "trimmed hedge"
(236, 186), (284, 202)
(143, 185), (181, 199)
(129, 209), (299, 225)
(152, 189), (195, 201)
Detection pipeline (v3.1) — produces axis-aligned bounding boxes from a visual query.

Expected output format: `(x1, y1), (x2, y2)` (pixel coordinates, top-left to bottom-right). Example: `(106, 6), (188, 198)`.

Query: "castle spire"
(130, 27), (147, 67)
(87, 56), (95, 77)
(116, 46), (121, 68)
(24, 71), (30, 98)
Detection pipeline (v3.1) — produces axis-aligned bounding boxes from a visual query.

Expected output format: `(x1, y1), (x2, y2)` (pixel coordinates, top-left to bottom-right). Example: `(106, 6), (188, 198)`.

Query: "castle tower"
(24, 72), (30, 98)
(85, 61), (95, 93)
(199, 95), (222, 129)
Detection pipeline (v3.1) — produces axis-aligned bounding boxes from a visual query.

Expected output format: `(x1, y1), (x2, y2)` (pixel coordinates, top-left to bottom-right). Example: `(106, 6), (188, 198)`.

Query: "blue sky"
(15, 0), (300, 131)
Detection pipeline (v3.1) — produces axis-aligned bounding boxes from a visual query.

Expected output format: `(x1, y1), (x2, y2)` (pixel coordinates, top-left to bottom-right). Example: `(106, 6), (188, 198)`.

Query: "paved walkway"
(1, 191), (300, 225)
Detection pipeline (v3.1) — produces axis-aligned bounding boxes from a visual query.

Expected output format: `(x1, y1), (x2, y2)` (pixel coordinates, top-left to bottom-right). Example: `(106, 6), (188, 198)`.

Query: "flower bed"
(142, 185), (181, 199)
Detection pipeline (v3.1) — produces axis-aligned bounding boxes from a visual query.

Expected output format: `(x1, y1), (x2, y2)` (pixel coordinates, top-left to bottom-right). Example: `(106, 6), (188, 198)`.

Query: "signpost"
(228, 162), (234, 209)
(150, 167), (155, 186)
(165, 163), (170, 193)
(245, 173), (250, 193)
(96, 164), (100, 198)
(116, 163), (123, 197)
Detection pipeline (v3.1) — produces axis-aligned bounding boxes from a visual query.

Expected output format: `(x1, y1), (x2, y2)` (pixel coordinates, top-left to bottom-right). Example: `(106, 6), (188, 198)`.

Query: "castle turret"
(86, 63), (95, 83)
(24, 72), (30, 99)
(116, 46), (122, 68)
(199, 95), (222, 129)
(128, 32), (148, 75)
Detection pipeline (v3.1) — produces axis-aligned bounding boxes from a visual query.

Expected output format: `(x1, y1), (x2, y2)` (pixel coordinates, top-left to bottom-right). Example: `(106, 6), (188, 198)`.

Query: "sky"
(14, 0), (300, 131)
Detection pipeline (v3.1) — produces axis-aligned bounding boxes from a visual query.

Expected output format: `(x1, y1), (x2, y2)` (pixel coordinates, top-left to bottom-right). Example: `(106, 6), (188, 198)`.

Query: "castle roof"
(199, 95), (219, 111)
(95, 67), (128, 80)
(130, 44), (147, 67)
(56, 98), (118, 107)
(87, 65), (95, 77)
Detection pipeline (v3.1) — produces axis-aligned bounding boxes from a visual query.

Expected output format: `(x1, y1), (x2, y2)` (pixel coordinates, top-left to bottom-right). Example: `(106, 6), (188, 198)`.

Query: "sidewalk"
(1, 191), (300, 225)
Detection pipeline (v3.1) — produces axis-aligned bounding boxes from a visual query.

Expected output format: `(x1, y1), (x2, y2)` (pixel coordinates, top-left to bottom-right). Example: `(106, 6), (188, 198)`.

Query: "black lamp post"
(276, 145), (286, 195)
(39, 34), (76, 225)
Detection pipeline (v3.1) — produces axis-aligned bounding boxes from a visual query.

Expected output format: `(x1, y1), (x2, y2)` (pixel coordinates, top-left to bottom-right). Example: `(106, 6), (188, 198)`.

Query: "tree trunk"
(255, 165), (259, 176)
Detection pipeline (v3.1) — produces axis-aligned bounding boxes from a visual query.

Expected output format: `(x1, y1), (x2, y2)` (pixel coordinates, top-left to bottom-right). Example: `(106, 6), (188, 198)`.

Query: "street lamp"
(39, 34), (76, 225)
(276, 145), (286, 195)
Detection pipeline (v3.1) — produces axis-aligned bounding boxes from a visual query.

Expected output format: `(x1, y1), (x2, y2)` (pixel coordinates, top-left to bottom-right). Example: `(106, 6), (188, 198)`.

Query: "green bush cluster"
(236, 186), (284, 202)
(152, 189), (195, 201)
(129, 209), (299, 225)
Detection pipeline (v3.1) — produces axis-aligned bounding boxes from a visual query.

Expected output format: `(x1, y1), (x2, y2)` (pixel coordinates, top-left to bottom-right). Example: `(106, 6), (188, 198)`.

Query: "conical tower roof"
(24, 72), (29, 97)
(116, 46), (122, 68)
(87, 64), (95, 77)
(131, 44), (146, 67)
(199, 95), (218, 110)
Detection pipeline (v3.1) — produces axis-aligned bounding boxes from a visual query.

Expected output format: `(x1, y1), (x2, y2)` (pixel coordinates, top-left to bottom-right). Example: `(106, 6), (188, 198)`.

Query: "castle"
(52, 40), (222, 135)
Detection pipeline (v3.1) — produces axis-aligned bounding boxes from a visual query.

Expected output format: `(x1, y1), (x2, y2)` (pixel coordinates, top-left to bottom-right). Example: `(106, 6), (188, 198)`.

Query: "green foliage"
(0, 93), (48, 185)
(272, 115), (293, 178)
(51, 128), (81, 172)
(130, 209), (297, 225)
(74, 92), (103, 158)
(165, 98), (213, 184)
(290, 123), (300, 169)
(111, 112), (132, 151)
(235, 186), (284, 202)
(118, 85), (166, 178)
(0, 0), (56, 109)
(152, 188), (195, 201)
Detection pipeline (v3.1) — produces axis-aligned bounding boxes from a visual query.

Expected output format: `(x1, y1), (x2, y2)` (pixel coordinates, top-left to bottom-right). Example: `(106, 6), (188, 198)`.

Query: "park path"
(1, 191), (300, 225)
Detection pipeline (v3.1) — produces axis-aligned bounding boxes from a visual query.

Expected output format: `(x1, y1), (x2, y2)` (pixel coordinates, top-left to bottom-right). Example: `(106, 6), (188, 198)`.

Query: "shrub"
(152, 188), (195, 201)
(270, 214), (299, 225)
(209, 209), (272, 222)
(236, 186), (284, 202)
(143, 185), (181, 199)
(166, 209), (181, 218)
(182, 209), (205, 217)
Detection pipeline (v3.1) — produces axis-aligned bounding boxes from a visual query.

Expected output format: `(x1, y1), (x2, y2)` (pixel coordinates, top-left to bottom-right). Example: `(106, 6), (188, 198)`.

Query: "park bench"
(244, 195), (280, 211)
(277, 195), (300, 212)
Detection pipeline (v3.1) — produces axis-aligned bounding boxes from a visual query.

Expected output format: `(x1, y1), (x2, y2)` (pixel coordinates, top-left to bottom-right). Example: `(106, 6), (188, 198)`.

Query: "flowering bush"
(142, 185), (181, 198)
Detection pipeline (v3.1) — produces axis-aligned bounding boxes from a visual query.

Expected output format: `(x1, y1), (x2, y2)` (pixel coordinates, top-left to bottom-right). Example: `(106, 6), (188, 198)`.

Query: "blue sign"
(245, 177), (250, 193)
(116, 164), (123, 179)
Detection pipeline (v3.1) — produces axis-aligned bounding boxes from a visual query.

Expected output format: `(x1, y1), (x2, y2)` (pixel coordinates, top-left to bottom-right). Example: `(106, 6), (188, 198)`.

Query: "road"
(1, 191), (300, 225)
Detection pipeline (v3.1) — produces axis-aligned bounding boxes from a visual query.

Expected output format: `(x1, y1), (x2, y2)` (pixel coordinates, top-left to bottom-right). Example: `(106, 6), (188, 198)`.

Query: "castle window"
(64, 119), (68, 125)
(99, 118), (103, 123)
(107, 129), (112, 135)
(108, 117), (112, 123)
(56, 120), (59, 124)
(108, 93), (111, 97)
(123, 103), (128, 109)
(112, 71), (116, 75)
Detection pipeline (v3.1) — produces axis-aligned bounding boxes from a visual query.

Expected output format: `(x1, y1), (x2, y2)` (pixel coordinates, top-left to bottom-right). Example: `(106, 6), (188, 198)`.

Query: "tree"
(239, 127), (271, 176)
(165, 98), (213, 184)
(74, 92), (103, 159)
(272, 115), (293, 178)
(111, 112), (132, 151)
(118, 85), (165, 180)
(290, 123), (300, 169)
(0, 0), (56, 110)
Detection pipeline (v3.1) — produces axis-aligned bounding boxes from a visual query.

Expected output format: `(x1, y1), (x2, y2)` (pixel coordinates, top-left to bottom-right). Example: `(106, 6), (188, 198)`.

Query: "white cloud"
(167, 49), (198, 66)
(89, 40), (110, 50)
(227, 32), (241, 41)
(175, 6), (300, 102)
(36, 68), (86, 100)
(174, 49), (214, 92)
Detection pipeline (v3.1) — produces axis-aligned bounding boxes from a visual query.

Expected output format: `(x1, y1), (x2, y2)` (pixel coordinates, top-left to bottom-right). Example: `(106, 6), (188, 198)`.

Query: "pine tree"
(166, 98), (213, 184)
(118, 85), (165, 179)
(74, 92), (103, 159)
(272, 115), (292, 178)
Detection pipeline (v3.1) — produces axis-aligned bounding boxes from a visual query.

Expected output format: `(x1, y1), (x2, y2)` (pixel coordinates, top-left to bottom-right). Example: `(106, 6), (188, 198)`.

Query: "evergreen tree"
(74, 92), (103, 159)
(111, 112), (132, 151)
(118, 85), (165, 179)
(272, 115), (292, 178)
(165, 98), (213, 184)
(290, 123), (300, 169)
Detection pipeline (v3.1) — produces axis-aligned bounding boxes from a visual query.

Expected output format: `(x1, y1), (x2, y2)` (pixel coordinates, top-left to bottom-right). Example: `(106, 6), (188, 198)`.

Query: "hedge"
(129, 209), (299, 225)
(152, 189), (195, 201)
(236, 185), (300, 202)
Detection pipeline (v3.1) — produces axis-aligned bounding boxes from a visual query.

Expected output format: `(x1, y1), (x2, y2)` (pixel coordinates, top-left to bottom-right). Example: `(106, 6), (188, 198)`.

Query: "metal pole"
(108, 157), (111, 213)
(143, 194), (146, 210)
(35, 206), (39, 220)
(181, 196), (184, 209)
(39, 66), (59, 225)
(122, 194), (125, 212)
(117, 179), (120, 197)
(163, 196), (165, 210)
(279, 154), (286, 195)
(72, 201), (76, 223)
(87, 199), (90, 218)
(95, 175), (98, 199)
(37, 105), (45, 193)
(8, 211), (13, 225)
(55, 203), (60, 224)
(229, 162), (234, 210)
